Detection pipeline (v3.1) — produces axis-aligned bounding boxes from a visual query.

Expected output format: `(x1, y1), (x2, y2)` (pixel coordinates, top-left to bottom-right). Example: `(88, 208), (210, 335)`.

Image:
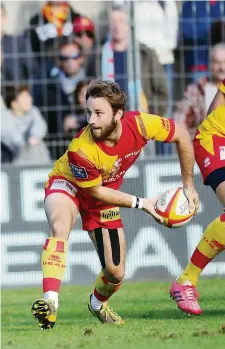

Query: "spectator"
(102, 6), (168, 116)
(180, 0), (224, 82)
(1, 3), (40, 86)
(173, 43), (225, 139)
(63, 80), (88, 133)
(35, 38), (86, 135)
(1, 104), (23, 163)
(1, 84), (50, 165)
(26, 1), (80, 63)
(134, 0), (179, 117)
(210, 19), (225, 46)
(73, 16), (98, 78)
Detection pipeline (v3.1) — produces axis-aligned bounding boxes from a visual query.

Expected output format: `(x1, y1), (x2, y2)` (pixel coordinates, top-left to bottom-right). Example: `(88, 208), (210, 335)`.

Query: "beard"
(90, 117), (117, 141)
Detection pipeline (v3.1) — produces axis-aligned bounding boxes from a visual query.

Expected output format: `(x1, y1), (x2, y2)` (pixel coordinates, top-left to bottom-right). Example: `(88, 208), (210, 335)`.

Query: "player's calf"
(88, 227), (125, 324)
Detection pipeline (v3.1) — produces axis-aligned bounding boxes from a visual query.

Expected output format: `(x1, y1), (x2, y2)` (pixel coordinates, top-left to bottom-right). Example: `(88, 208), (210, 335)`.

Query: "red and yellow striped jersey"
(49, 111), (175, 190)
(196, 104), (225, 138)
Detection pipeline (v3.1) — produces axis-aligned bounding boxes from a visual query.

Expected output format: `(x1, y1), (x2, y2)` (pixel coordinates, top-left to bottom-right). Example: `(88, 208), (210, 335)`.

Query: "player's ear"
(115, 109), (123, 121)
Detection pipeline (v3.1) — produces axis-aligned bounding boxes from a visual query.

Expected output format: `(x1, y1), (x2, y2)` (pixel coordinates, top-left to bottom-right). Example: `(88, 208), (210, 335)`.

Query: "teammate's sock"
(177, 213), (225, 286)
(91, 294), (104, 310)
(42, 237), (67, 309)
(91, 270), (122, 310)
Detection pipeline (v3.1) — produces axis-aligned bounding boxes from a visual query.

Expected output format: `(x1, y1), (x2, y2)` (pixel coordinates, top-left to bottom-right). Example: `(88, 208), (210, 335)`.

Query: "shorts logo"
(50, 179), (77, 197)
(204, 157), (210, 168)
(100, 207), (120, 222)
(219, 146), (225, 160)
(70, 163), (88, 179)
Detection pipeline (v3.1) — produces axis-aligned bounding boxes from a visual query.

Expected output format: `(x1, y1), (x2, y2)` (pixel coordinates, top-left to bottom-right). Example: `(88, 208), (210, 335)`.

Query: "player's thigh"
(88, 228), (126, 282)
(45, 193), (79, 240)
(216, 180), (225, 207)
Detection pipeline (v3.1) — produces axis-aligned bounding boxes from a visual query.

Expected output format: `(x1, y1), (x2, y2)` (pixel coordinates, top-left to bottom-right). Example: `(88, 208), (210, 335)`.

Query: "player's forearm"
(84, 185), (142, 209)
(176, 130), (195, 188)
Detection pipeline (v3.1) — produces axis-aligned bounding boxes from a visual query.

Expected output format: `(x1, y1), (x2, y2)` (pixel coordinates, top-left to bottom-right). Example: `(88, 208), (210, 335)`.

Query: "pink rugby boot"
(170, 280), (202, 315)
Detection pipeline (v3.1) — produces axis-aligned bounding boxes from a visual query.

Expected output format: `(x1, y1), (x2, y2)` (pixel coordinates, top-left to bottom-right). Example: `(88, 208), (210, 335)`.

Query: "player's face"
(87, 97), (122, 141)
(211, 48), (225, 82)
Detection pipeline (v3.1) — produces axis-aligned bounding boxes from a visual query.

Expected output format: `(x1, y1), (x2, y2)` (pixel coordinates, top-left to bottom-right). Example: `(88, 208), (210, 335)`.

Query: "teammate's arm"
(207, 79), (225, 114)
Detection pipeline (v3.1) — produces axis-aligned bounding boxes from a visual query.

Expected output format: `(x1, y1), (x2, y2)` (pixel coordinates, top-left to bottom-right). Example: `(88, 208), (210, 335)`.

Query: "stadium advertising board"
(1, 158), (225, 287)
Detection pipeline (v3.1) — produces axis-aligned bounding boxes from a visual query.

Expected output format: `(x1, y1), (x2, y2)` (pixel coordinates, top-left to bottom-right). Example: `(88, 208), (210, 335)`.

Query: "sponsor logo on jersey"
(100, 207), (121, 222)
(125, 149), (141, 158)
(70, 163), (88, 179)
(110, 158), (122, 177)
(161, 118), (170, 132)
(204, 157), (210, 168)
(219, 146), (225, 160)
(50, 179), (77, 196)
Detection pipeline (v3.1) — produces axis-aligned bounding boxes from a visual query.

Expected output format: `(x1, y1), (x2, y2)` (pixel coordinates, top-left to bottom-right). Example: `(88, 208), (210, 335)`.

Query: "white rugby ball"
(155, 187), (194, 228)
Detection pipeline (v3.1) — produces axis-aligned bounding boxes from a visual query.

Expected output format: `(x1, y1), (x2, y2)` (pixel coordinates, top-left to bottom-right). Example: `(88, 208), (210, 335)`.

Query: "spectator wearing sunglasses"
(73, 16), (98, 78)
(35, 38), (86, 137)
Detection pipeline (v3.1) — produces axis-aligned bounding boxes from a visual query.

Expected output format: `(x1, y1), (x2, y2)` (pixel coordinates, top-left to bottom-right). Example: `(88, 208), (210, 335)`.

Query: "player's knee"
(50, 220), (70, 240)
(106, 266), (125, 283)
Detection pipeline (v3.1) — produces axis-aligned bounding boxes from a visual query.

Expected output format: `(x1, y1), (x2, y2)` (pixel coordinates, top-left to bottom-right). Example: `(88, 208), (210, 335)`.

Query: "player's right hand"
(142, 197), (164, 224)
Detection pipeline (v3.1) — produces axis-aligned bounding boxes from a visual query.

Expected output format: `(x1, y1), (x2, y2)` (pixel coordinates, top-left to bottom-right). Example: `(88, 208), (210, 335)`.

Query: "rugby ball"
(155, 187), (194, 228)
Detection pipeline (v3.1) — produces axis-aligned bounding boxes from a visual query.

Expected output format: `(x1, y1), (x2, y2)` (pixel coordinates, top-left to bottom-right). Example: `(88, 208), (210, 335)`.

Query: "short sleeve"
(136, 112), (175, 142)
(68, 150), (102, 188)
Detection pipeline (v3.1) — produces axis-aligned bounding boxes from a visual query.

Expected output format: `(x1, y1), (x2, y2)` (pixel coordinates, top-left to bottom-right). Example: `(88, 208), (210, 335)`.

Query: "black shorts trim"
(94, 228), (121, 268)
(205, 167), (225, 192)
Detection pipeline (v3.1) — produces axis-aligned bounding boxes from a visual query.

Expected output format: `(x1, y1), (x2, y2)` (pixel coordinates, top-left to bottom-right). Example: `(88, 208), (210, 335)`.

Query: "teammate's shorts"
(193, 132), (225, 188)
(45, 176), (123, 231)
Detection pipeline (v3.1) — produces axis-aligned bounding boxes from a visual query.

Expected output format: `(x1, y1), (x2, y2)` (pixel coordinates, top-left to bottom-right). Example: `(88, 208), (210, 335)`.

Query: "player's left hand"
(183, 186), (199, 214)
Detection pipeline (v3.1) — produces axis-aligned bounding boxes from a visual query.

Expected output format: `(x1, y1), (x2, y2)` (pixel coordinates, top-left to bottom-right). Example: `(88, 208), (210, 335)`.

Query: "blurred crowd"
(1, 0), (225, 164)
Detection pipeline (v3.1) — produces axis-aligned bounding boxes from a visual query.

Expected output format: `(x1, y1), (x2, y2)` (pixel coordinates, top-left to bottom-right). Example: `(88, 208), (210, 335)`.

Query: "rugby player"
(31, 79), (199, 329)
(170, 80), (225, 315)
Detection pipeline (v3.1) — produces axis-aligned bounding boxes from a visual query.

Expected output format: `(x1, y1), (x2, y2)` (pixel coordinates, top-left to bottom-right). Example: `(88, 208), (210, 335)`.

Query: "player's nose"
(88, 114), (97, 125)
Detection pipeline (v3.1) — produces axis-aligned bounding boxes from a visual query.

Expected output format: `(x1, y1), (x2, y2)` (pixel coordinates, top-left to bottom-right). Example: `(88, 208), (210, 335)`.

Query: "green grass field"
(2, 279), (225, 349)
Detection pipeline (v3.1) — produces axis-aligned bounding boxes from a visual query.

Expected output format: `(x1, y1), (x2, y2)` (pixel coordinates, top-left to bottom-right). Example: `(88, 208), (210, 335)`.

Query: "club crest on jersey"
(70, 163), (88, 179)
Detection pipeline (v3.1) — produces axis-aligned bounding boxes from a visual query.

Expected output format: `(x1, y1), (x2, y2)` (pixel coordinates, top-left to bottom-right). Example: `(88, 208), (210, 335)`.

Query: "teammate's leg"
(32, 193), (79, 329)
(170, 177), (225, 315)
(88, 227), (125, 324)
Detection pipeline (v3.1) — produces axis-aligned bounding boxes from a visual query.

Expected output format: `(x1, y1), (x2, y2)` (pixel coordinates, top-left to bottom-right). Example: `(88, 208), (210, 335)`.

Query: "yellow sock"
(42, 237), (67, 294)
(178, 213), (225, 286)
(93, 270), (122, 302)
